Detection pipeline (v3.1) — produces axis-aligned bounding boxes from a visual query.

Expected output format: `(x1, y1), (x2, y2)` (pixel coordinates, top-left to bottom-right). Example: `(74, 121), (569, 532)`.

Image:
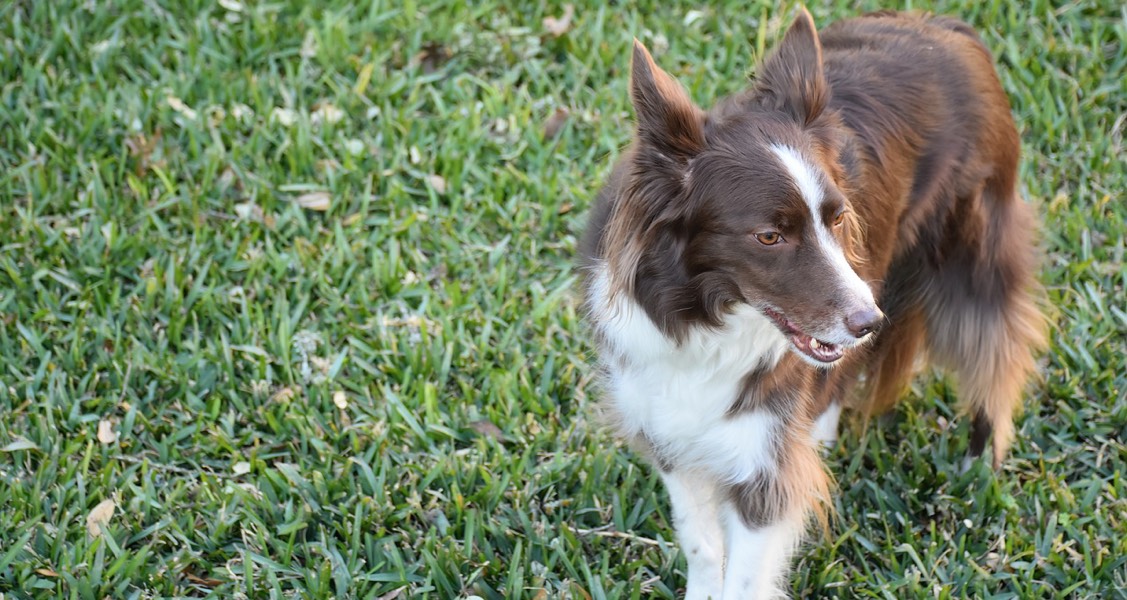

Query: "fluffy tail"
(856, 183), (1048, 469)
(921, 184), (1048, 468)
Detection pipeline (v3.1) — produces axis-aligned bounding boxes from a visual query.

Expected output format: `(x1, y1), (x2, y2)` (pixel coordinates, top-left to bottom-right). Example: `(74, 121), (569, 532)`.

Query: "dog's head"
(618, 9), (883, 367)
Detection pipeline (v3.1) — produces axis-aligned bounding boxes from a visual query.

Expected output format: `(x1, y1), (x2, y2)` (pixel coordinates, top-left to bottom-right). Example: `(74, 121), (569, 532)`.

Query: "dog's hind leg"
(922, 185), (1047, 469)
(662, 470), (725, 600)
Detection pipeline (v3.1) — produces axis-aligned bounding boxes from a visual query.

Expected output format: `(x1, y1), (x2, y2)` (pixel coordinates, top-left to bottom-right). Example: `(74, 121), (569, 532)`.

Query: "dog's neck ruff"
(587, 261), (793, 481)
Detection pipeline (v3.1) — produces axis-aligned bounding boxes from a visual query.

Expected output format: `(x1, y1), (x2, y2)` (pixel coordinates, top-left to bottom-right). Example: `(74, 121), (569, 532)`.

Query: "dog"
(578, 8), (1046, 599)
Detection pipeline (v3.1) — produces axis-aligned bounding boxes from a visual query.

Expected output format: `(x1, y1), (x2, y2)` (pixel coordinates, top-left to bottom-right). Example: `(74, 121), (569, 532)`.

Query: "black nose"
(845, 307), (884, 338)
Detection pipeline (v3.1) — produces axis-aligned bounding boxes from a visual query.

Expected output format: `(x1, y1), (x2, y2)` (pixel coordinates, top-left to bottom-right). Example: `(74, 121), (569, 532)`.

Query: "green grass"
(0, 0), (1124, 598)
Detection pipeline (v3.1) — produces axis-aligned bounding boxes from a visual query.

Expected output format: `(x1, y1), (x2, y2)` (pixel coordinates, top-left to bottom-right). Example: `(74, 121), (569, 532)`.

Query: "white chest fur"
(587, 263), (792, 483)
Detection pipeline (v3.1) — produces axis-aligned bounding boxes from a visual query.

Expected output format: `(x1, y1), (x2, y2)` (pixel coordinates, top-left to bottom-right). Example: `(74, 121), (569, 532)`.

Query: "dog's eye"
(833, 211), (846, 227)
(755, 231), (783, 246)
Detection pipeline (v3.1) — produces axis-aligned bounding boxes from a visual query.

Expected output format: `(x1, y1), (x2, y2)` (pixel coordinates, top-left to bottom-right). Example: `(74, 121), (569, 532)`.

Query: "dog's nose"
(845, 307), (884, 338)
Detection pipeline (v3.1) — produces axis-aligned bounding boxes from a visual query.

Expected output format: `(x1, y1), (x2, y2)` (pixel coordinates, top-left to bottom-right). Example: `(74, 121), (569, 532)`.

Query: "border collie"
(579, 9), (1046, 599)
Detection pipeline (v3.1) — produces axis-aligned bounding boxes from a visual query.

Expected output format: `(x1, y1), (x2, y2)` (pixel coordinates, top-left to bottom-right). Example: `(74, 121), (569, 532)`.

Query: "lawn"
(0, 0), (1124, 598)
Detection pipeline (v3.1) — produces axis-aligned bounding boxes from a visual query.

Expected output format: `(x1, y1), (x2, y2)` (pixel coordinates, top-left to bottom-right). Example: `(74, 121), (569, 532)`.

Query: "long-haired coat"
(579, 9), (1046, 599)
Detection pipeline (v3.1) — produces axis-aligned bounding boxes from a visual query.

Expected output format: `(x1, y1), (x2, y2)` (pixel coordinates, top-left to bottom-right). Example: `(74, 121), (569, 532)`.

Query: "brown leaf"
(166, 95), (198, 120)
(425, 174), (447, 194)
(377, 587), (406, 600)
(86, 499), (116, 537)
(469, 419), (504, 441)
(234, 201), (275, 227)
(35, 568), (60, 578)
(569, 582), (593, 600)
(184, 569), (224, 588)
(124, 130), (163, 175)
(96, 419), (118, 445)
(295, 191), (331, 211)
(271, 386), (299, 403)
(542, 107), (570, 140)
(409, 42), (452, 74)
(543, 4), (575, 37)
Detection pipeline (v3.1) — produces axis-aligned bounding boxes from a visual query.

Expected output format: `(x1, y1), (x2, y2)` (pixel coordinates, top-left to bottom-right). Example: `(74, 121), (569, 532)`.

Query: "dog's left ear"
(757, 7), (828, 125)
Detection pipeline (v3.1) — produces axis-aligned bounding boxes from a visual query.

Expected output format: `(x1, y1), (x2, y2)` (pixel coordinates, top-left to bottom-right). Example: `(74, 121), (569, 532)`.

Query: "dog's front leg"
(662, 470), (725, 600)
(719, 504), (803, 600)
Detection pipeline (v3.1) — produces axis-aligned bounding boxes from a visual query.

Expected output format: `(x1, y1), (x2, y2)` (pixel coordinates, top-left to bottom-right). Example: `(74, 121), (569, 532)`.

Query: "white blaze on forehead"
(769, 144), (877, 314)
(770, 144), (825, 211)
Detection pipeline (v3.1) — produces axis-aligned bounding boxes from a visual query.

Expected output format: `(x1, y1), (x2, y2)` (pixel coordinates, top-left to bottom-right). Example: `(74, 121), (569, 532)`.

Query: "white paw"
(811, 402), (842, 449)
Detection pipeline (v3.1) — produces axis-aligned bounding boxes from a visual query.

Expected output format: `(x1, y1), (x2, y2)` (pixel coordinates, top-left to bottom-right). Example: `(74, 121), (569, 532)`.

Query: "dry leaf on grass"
(311, 102), (344, 126)
(267, 383), (295, 403)
(233, 461), (251, 475)
(469, 419), (504, 441)
(332, 390), (348, 410)
(344, 139), (365, 156)
(124, 130), (163, 175)
(543, 4), (575, 37)
(301, 31), (318, 58)
(86, 499), (116, 537)
(295, 191), (331, 211)
(234, 201), (261, 221)
(377, 587), (406, 600)
(683, 9), (706, 27)
(270, 107), (298, 127)
(543, 107), (570, 139)
(184, 569), (224, 588)
(230, 102), (254, 122)
(425, 174), (447, 194)
(2, 437), (39, 452)
(166, 95), (198, 120)
(35, 568), (60, 578)
(409, 42), (452, 74)
(96, 419), (118, 445)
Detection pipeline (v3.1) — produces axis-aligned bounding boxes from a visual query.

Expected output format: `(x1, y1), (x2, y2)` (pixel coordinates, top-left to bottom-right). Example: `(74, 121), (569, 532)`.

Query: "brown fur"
(580, 7), (1046, 536)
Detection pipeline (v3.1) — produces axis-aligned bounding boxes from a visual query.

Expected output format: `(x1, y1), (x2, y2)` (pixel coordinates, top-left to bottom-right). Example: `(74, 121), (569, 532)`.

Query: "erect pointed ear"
(630, 40), (705, 158)
(756, 8), (828, 125)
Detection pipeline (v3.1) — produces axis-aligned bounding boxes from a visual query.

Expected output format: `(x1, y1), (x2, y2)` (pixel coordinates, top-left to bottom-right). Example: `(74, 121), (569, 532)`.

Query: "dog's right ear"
(630, 40), (705, 160)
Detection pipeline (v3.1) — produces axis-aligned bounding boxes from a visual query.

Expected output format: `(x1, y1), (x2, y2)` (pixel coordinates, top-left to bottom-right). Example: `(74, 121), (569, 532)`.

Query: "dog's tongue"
(789, 333), (844, 363)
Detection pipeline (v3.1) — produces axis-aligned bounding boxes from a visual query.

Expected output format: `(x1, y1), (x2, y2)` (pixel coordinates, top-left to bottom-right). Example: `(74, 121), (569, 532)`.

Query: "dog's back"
(810, 13), (1047, 462)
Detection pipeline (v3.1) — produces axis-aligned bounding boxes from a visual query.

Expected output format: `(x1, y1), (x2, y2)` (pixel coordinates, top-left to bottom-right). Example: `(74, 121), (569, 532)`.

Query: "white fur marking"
(663, 471), (725, 600)
(588, 262), (789, 482)
(721, 505), (804, 599)
(770, 144), (823, 214)
(811, 401), (842, 448)
(770, 144), (877, 344)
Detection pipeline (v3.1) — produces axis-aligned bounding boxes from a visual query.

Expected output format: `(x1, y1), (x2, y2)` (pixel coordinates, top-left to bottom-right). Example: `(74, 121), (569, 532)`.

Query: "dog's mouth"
(762, 308), (844, 364)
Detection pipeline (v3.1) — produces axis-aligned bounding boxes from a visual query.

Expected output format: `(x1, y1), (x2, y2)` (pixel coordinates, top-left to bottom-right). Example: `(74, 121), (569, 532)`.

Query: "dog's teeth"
(810, 339), (821, 350)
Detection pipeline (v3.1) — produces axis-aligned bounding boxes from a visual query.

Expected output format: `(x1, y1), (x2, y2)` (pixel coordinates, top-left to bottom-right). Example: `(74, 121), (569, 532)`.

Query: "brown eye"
(833, 211), (846, 227)
(755, 231), (782, 246)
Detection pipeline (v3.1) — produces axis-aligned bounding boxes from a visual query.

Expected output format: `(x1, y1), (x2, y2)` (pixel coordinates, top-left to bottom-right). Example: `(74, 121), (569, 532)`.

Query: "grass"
(0, 0), (1123, 598)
